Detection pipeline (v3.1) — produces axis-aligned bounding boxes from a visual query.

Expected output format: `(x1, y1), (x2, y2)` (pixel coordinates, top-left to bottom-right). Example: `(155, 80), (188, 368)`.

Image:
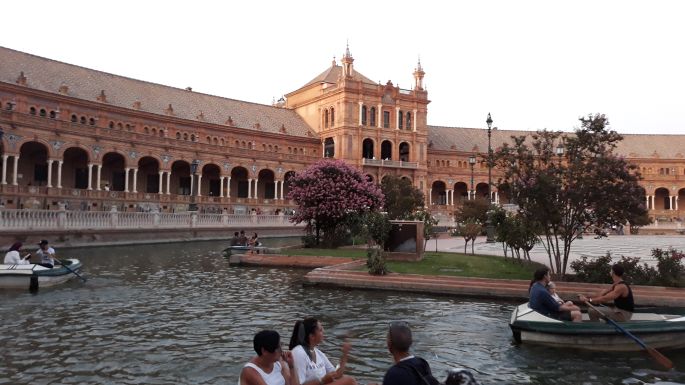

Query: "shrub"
(570, 253), (613, 283)
(367, 248), (388, 275)
(653, 248), (685, 287)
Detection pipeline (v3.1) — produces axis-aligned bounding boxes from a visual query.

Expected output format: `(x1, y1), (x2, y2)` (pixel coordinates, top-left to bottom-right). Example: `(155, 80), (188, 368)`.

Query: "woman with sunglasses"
(289, 318), (356, 385)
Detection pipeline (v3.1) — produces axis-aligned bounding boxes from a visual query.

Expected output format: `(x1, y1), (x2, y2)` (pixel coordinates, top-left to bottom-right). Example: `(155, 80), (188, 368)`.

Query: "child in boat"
(547, 281), (582, 313)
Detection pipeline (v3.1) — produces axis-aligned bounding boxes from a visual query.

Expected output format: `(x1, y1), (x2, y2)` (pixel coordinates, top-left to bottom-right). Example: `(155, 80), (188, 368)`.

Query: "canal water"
(2, 240), (685, 385)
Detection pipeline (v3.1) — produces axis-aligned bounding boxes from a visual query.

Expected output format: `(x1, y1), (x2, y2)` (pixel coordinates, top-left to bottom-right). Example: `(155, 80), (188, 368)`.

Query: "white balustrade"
(0, 209), (299, 230)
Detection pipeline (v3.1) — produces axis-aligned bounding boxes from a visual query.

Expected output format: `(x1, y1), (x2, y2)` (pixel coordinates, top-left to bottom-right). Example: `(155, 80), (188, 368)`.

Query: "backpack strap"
(396, 360), (439, 385)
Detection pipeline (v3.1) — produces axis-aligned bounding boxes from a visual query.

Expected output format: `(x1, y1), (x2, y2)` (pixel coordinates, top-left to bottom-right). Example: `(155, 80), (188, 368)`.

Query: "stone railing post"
(279, 211), (285, 224)
(110, 206), (119, 228)
(152, 207), (160, 227)
(222, 209), (229, 225)
(251, 211), (258, 224)
(57, 203), (67, 229)
(190, 212), (198, 228)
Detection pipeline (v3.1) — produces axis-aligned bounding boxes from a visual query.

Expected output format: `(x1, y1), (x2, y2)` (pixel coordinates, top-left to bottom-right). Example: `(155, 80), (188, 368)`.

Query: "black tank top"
(612, 281), (634, 312)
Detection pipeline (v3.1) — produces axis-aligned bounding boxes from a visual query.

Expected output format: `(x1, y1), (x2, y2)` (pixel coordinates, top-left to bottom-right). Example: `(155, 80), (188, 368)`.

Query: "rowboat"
(509, 302), (685, 351)
(222, 245), (270, 257)
(0, 259), (83, 290)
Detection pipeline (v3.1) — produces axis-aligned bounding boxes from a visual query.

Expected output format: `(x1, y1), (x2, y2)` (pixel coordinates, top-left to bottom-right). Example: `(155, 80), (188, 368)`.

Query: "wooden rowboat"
(0, 259), (83, 290)
(510, 302), (685, 351)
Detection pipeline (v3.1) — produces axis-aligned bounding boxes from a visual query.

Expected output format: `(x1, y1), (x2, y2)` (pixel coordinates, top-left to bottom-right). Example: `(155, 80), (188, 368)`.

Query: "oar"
(56, 258), (87, 283)
(585, 301), (672, 370)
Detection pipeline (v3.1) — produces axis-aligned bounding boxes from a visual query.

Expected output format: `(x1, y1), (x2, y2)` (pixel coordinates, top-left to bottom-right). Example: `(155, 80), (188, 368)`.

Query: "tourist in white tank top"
(240, 330), (297, 385)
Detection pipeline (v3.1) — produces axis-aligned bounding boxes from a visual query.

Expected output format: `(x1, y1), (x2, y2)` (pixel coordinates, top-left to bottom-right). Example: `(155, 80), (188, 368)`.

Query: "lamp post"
(485, 113), (495, 243)
(468, 155), (476, 201)
(555, 143), (565, 166)
(189, 159), (200, 211)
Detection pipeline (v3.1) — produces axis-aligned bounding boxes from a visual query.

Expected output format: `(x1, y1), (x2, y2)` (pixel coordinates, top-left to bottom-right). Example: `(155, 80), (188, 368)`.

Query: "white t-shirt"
(291, 345), (335, 384)
(4, 250), (29, 265)
(36, 247), (56, 265)
(241, 361), (285, 385)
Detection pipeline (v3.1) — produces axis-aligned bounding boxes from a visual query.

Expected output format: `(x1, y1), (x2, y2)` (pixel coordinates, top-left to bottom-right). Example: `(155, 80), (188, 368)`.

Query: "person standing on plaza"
(289, 317), (356, 385)
(240, 329), (298, 385)
(35, 239), (59, 268)
(579, 263), (634, 322)
(4, 242), (30, 265)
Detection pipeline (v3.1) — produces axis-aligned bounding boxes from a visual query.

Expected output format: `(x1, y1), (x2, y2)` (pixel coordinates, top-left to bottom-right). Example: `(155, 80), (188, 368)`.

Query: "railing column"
(86, 163), (93, 190)
(190, 211), (198, 228)
(247, 178), (252, 199)
(110, 206), (118, 227)
(158, 171), (164, 194)
(221, 208), (229, 225)
(219, 176), (225, 198)
(274, 180), (278, 200)
(197, 174), (202, 197)
(254, 178), (259, 199)
(227, 177), (231, 198)
(166, 171), (171, 195)
(280, 179), (284, 200)
(57, 203), (67, 229)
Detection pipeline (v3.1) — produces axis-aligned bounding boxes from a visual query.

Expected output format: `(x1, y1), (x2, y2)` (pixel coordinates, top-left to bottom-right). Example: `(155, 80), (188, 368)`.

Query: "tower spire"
(341, 41), (354, 78)
(413, 56), (425, 90)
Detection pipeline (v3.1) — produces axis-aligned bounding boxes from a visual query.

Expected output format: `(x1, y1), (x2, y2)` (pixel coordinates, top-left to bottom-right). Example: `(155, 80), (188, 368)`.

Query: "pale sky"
(2, 0), (684, 135)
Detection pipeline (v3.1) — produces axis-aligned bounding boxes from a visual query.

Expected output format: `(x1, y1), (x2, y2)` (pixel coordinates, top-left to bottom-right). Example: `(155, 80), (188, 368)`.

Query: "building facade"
(1, 46), (684, 222)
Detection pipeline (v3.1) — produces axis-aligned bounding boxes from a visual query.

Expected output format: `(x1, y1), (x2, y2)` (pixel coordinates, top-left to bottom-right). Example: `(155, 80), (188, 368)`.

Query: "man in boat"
(529, 268), (582, 322)
(239, 230), (248, 246)
(381, 321), (440, 385)
(35, 240), (59, 268)
(230, 232), (241, 246)
(579, 264), (634, 322)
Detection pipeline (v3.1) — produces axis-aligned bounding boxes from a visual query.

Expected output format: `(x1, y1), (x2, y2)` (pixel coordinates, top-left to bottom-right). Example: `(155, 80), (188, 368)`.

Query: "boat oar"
(585, 301), (672, 370)
(56, 258), (87, 283)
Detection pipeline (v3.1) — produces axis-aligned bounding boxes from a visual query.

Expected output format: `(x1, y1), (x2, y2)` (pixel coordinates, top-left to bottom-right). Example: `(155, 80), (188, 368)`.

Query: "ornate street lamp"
(189, 159), (200, 211)
(468, 155), (476, 201)
(485, 113), (495, 243)
(556, 142), (565, 166)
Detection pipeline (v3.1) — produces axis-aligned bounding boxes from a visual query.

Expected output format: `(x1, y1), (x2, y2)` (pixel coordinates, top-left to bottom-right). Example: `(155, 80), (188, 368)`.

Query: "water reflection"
(0, 240), (684, 384)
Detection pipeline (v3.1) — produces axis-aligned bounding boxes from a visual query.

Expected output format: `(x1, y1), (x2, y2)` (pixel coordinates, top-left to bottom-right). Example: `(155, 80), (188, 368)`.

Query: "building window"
(49, 110), (56, 119)
(89, 118), (95, 125)
(406, 112), (412, 129)
(370, 107), (376, 126)
(39, 108), (47, 117)
(324, 109), (329, 128)
(361, 105), (367, 125)
(30, 107), (37, 115)
(71, 114), (78, 123)
(383, 111), (390, 128)
(398, 110), (403, 129)
(330, 107), (335, 127)
(324, 137), (335, 158)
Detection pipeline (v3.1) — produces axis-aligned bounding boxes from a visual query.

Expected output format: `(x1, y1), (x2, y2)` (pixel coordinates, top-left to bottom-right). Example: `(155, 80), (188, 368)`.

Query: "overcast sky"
(2, 0), (684, 135)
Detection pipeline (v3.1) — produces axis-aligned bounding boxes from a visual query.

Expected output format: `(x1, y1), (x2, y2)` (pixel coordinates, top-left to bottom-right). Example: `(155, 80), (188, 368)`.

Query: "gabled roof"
(427, 125), (685, 159)
(0, 46), (316, 138)
(299, 64), (376, 90)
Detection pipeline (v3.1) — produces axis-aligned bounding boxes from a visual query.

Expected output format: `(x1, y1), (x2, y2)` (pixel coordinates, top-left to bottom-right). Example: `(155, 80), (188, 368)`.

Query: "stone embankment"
(230, 254), (685, 307)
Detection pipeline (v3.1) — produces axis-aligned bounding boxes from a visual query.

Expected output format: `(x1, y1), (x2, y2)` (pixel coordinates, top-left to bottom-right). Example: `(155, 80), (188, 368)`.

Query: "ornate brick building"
(1, 46), (684, 222)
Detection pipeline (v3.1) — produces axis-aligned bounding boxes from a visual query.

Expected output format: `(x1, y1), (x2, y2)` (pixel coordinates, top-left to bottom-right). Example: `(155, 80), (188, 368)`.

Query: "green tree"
(410, 209), (439, 251)
(454, 197), (489, 225)
(460, 219), (482, 254)
(381, 175), (425, 219)
(493, 113), (647, 276)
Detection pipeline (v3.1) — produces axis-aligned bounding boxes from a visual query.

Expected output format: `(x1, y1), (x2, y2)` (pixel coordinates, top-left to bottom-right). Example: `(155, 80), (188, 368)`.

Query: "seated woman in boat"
(289, 317), (356, 385)
(579, 263), (634, 322)
(529, 268), (582, 322)
(3, 242), (30, 265)
(240, 330), (298, 385)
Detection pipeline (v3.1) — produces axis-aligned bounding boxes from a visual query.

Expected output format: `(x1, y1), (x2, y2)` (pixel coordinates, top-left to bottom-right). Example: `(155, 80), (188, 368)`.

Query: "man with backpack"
(381, 321), (440, 385)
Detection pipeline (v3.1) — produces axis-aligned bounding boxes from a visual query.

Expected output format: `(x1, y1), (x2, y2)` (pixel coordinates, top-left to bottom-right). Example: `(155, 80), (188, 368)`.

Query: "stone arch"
(101, 152), (127, 191)
(381, 140), (393, 160)
(362, 138), (375, 159)
(654, 187), (671, 210)
(400, 175), (412, 184)
(62, 147), (90, 189)
(475, 182), (489, 199)
(454, 181), (468, 203)
(497, 182), (511, 204)
(283, 170), (297, 200)
(399, 142), (410, 162)
(431, 180), (447, 205)
(231, 166), (250, 198)
(137, 156), (160, 193)
(170, 160), (192, 196)
(258, 168), (276, 199)
(18, 141), (50, 187)
(365, 174), (374, 183)
(678, 188), (685, 212)
(201, 163), (222, 197)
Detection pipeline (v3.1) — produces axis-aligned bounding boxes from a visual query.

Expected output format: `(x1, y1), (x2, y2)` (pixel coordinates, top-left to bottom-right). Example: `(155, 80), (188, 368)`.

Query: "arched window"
(324, 109), (329, 128)
(213, 137), (218, 145)
(49, 110), (56, 119)
(207, 136), (212, 143)
(274, 145), (278, 152)
(109, 121), (115, 129)
(370, 107), (376, 126)
(330, 107), (335, 127)
(39, 108), (46, 117)
(220, 138), (225, 146)
(29, 106), (37, 115)
(398, 110), (403, 129)
(324, 137), (335, 158)
(145, 127), (150, 134)
(71, 114), (78, 122)
(80, 116), (87, 124)
(117, 122), (123, 129)
(190, 134), (196, 142)
(361, 105), (367, 125)
(89, 118), (95, 125)
(183, 133), (189, 140)
(406, 112), (412, 129)
(176, 132), (182, 139)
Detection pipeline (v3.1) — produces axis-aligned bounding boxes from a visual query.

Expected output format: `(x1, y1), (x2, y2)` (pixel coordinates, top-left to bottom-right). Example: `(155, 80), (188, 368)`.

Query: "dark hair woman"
(288, 318), (356, 385)
(240, 330), (297, 385)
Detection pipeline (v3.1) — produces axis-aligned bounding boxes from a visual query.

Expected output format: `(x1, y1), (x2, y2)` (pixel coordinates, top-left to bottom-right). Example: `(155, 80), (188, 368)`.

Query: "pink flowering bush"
(287, 159), (384, 247)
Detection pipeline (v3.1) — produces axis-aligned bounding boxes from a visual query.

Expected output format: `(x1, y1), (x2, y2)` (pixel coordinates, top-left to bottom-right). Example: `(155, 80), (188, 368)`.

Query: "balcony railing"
(0, 208), (301, 230)
(362, 158), (418, 169)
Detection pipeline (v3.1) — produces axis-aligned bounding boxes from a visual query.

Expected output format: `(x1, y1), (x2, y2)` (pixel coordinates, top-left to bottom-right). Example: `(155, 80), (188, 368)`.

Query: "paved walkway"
(432, 235), (685, 267)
